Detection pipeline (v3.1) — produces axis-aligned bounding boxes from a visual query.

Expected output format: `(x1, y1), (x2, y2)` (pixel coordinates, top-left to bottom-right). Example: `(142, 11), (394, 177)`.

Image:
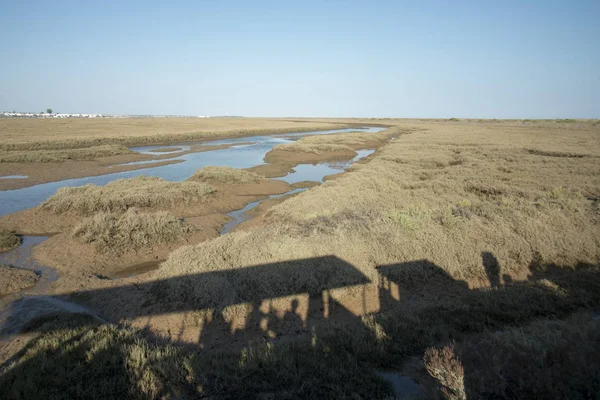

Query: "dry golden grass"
(40, 176), (214, 215)
(0, 118), (349, 151)
(0, 230), (21, 252)
(0, 264), (39, 295)
(188, 165), (265, 184)
(73, 209), (194, 254)
(154, 120), (599, 334)
(0, 145), (132, 163)
(253, 121), (599, 282)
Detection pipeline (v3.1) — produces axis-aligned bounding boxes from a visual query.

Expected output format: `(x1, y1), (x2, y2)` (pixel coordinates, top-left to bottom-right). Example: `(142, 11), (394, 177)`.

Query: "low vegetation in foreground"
(424, 313), (600, 399)
(0, 230), (21, 252)
(189, 165), (265, 184)
(39, 176), (214, 215)
(72, 209), (194, 254)
(0, 264), (39, 295)
(1, 270), (598, 399)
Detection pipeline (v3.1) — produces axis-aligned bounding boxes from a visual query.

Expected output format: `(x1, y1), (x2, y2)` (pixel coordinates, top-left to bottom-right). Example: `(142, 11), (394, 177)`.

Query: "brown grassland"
(0, 118), (599, 399)
(0, 117), (349, 150)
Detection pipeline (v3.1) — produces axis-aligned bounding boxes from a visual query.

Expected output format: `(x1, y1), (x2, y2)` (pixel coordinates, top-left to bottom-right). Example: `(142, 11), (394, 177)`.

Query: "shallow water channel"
(0, 127), (383, 217)
(0, 236), (58, 293)
(0, 126), (383, 281)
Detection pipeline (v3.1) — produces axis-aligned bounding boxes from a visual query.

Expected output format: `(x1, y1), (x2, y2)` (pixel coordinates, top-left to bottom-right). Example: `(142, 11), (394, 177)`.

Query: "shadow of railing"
(1, 253), (598, 399)
(1, 256), (377, 349)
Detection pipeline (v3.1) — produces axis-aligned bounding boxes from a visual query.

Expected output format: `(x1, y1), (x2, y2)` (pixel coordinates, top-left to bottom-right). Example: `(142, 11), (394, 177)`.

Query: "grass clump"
(0, 314), (187, 400)
(189, 165), (265, 184)
(0, 230), (21, 252)
(387, 206), (431, 232)
(40, 176), (214, 215)
(73, 209), (193, 254)
(0, 265), (39, 295)
(272, 142), (355, 155)
(424, 345), (466, 400)
(424, 314), (600, 399)
(0, 145), (132, 163)
(556, 118), (576, 123)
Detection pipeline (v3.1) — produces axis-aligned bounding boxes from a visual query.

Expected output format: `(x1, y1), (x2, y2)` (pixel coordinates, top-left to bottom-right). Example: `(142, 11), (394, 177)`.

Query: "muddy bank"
(148, 147), (183, 153)
(246, 163), (295, 178)
(1, 176), (292, 276)
(0, 265), (40, 296)
(263, 147), (358, 166)
(233, 191), (306, 233)
(32, 221), (221, 276)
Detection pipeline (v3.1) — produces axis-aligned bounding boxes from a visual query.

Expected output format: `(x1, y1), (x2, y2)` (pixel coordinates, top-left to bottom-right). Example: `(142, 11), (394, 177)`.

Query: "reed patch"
(72, 209), (194, 254)
(40, 176), (214, 215)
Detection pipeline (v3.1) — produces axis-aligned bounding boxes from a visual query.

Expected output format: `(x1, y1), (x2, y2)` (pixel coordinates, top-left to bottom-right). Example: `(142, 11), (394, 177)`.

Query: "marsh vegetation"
(0, 118), (599, 399)
(72, 209), (194, 254)
(0, 230), (20, 253)
(40, 176), (215, 215)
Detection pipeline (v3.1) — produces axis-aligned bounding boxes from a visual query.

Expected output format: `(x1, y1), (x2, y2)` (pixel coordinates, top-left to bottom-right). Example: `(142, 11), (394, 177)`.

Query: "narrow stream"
(221, 188), (308, 234)
(0, 236), (59, 294)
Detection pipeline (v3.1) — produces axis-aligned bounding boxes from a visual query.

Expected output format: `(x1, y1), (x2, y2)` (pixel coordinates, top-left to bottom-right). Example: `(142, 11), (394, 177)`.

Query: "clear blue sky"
(1, 0), (598, 118)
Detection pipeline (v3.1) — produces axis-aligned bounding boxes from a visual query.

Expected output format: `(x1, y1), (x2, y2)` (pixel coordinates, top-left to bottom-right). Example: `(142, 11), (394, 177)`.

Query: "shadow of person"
(481, 251), (500, 287)
(282, 299), (304, 334)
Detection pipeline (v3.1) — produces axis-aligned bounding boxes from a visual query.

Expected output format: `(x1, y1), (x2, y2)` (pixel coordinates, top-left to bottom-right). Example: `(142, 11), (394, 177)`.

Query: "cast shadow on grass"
(0, 254), (598, 399)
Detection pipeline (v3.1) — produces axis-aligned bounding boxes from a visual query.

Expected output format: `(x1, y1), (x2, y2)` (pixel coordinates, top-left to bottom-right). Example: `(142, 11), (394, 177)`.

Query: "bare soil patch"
(148, 147), (183, 153)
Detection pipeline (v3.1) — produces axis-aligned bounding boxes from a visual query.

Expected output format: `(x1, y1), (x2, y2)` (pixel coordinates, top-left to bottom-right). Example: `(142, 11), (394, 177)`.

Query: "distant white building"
(0, 111), (105, 119)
